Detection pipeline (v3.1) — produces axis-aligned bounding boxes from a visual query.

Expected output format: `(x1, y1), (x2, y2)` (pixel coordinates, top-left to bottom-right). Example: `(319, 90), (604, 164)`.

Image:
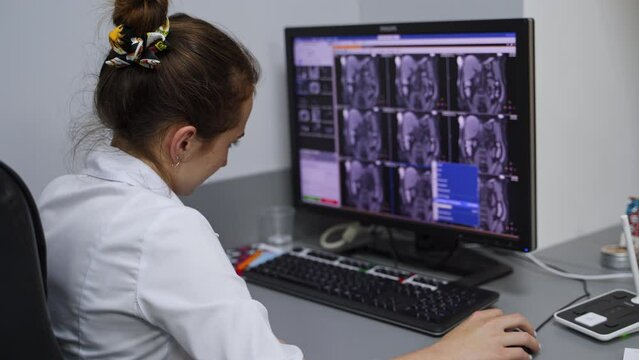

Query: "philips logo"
(379, 25), (398, 32)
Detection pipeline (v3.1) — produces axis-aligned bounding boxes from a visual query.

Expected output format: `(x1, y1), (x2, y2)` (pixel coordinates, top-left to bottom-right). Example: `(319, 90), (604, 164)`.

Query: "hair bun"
(113, 0), (169, 35)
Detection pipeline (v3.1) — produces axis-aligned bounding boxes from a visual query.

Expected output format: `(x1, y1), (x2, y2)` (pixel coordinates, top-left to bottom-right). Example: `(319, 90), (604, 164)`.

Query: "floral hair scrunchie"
(105, 18), (170, 69)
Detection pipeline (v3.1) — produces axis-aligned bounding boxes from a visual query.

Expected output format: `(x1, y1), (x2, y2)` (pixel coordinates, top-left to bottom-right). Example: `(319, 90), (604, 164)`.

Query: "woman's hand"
(394, 309), (540, 360)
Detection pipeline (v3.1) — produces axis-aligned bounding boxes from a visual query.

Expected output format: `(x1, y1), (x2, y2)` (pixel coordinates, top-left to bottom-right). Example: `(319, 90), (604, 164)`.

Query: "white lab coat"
(38, 146), (303, 360)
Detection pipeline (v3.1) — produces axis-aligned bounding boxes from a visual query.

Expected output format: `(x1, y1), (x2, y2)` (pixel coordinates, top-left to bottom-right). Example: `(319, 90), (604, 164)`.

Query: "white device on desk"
(553, 215), (639, 341)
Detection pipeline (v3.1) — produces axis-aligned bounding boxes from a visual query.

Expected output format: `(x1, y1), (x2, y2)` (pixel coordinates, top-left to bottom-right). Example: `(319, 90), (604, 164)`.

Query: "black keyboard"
(243, 246), (499, 335)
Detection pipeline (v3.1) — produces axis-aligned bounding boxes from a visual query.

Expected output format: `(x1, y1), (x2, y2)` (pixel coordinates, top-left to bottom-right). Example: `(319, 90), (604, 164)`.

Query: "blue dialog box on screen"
(433, 162), (479, 228)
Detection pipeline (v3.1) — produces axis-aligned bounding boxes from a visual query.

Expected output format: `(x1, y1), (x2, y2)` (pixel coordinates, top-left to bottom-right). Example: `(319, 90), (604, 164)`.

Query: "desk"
(183, 180), (634, 359)
(248, 226), (636, 360)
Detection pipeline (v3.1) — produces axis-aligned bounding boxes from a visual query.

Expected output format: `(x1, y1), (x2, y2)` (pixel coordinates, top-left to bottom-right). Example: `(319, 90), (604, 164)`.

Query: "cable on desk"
(385, 226), (400, 268)
(535, 292), (590, 333)
(523, 253), (632, 281)
(533, 262), (591, 333)
(432, 238), (460, 269)
(504, 252), (592, 332)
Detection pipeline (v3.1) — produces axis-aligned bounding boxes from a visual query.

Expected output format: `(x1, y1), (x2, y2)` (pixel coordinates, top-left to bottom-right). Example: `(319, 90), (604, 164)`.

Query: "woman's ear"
(167, 125), (198, 165)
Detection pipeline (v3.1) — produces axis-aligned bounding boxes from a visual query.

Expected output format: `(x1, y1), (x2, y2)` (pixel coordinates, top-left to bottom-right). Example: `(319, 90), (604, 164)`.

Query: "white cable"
(319, 222), (362, 250)
(525, 253), (633, 281)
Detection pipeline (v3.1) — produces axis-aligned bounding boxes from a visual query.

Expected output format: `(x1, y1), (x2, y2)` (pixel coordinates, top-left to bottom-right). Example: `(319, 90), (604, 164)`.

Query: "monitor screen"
(286, 19), (535, 252)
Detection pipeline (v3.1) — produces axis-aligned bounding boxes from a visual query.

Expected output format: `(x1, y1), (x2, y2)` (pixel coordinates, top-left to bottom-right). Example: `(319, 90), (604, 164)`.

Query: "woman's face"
(172, 97), (253, 195)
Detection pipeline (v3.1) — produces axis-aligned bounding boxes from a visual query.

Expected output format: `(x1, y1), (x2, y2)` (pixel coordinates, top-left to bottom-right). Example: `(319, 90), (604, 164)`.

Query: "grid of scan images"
(330, 51), (519, 235)
(295, 66), (335, 144)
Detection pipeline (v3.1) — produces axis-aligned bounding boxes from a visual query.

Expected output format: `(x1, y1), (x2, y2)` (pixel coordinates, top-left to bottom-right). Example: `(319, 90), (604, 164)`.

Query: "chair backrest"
(0, 161), (63, 359)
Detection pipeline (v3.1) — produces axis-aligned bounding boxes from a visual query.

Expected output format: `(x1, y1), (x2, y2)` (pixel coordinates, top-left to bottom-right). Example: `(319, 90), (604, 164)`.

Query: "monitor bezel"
(285, 18), (536, 252)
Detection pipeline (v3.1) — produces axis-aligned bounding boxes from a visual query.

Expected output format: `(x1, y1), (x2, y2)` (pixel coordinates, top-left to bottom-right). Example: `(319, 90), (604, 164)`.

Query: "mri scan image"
(296, 66), (332, 96)
(296, 66), (320, 81)
(480, 178), (508, 233)
(308, 81), (321, 95)
(340, 55), (380, 109)
(397, 112), (440, 165)
(311, 106), (322, 122)
(342, 109), (382, 161)
(457, 55), (506, 114)
(307, 66), (320, 80)
(298, 109), (310, 123)
(395, 55), (439, 111)
(344, 161), (384, 212)
(458, 115), (507, 175)
(398, 167), (433, 222)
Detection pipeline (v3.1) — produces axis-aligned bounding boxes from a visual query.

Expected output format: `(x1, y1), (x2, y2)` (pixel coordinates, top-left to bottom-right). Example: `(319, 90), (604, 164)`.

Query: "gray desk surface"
(182, 179), (636, 359)
(247, 227), (637, 360)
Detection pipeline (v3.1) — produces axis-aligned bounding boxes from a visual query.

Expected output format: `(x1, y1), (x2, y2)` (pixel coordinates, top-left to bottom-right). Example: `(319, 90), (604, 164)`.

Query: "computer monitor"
(286, 19), (535, 255)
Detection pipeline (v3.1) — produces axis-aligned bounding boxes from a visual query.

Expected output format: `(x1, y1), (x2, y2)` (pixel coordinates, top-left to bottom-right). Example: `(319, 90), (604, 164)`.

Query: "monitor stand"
(350, 232), (513, 287)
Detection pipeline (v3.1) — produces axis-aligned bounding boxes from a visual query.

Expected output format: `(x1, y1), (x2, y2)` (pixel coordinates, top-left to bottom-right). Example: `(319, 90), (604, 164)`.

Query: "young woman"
(38, 1), (540, 359)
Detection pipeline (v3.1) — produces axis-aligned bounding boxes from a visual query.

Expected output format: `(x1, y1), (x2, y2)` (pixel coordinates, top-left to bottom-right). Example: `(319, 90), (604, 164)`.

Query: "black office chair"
(0, 161), (63, 359)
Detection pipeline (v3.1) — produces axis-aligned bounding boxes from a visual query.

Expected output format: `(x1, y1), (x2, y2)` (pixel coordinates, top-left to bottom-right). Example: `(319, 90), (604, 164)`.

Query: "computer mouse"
(506, 328), (536, 357)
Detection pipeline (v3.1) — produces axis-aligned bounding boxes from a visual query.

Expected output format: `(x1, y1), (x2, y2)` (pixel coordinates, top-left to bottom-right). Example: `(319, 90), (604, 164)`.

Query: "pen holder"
(626, 196), (639, 238)
(602, 197), (639, 269)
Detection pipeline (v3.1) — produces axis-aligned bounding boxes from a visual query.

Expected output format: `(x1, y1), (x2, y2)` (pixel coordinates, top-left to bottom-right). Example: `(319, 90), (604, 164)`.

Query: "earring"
(172, 156), (182, 168)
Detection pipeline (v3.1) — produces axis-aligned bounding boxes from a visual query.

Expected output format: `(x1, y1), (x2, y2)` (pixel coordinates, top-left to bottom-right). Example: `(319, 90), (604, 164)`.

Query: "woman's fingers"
(471, 308), (504, 320)
(501, 347), (533, 360)
(502, 331), (541, 353)
(493, 312), (536, 336)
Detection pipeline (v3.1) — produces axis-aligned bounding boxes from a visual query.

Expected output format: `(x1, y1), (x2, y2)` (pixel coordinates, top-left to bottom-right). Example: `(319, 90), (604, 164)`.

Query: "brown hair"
(96, 0), (260, 163)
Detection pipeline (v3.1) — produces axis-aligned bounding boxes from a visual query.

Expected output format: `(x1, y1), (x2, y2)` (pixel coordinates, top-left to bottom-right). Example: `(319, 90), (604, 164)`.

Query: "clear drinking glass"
(259, 205), (295, 250)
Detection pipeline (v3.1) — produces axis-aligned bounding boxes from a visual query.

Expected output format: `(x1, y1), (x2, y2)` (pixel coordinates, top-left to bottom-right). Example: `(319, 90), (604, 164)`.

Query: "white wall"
(358, 0), (523, 22)
(524, 0), (639, 248)
(0, 0), (106, 197)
